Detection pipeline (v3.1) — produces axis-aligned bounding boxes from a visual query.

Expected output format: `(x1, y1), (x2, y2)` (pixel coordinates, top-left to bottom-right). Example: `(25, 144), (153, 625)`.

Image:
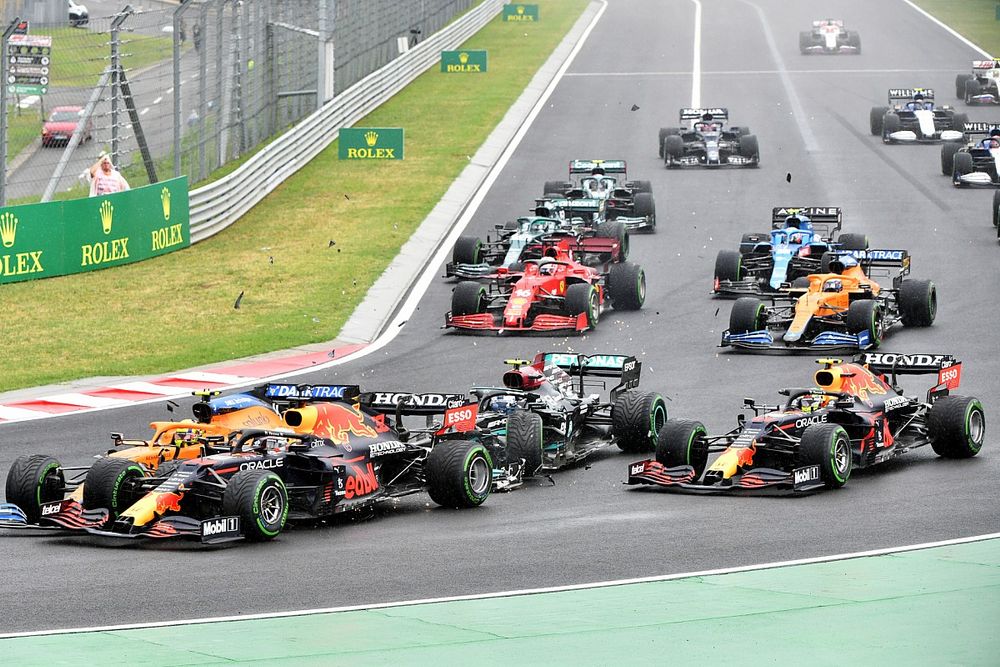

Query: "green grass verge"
(46, 26), (173, 88)
(911, 0), (1000, 54)
(6, 106), (42, 161)
(0, 0), (589, 392)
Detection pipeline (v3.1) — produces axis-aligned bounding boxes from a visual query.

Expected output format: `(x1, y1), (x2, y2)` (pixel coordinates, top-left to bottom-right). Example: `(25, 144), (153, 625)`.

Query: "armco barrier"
(188, 0), (503, 243)
(0, 177), (190, 285)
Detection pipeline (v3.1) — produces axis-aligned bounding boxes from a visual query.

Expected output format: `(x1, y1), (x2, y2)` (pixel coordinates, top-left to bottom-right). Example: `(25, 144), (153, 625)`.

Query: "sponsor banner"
(338, 127), (404, 160)
(441, 49), (487, 73)
(0, 177), (190, 285)
(503, 4), (539, 21)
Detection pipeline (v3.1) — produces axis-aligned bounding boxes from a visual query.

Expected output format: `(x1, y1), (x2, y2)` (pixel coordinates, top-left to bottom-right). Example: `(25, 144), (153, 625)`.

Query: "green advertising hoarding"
(0, 177), (190, 285)
(338, 128), (405, 160)
(502, 4), (539, 22)
(441, 49), (488, 73)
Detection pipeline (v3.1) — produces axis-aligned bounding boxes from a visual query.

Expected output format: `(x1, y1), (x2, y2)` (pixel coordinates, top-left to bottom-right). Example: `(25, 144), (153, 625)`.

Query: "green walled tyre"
(83, 457), (147, 518)
(729, 297), (766, 333)
(608, 262), (645, 310)
(714, 249), (743, 283)
(655, 419), (709, 477)
(222, 470), (288, 541)
(799, 423), (852, 489)
(451, 235), (482, 265)
(565, 283), (599, 329)
(5, 455), (65, 524)
(929, 396), (986, 459)
(846, 299), (883, 348)
(898, 279), (937, 327)
(452, 281), (487, 316)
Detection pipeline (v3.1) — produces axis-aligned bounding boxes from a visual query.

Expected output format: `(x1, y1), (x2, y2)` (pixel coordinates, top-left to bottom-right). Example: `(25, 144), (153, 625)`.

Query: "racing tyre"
(631, 179), (653, 194)
(837, 233), (868, 251)
(595, 220), (629, 259)
(452, 235), (482, 265)
(965, 79), (982, 103)
(632, 192), (656, 230)
(869, 106), (888, 135)
(846, 299), (883, 348)
(739, 134), (760, 164)
(655, 419), (709, 477)
(543, 180), (569, 197)
(929, 395), (986, 459)
(426, 441), (492, 508)
(941, 142), (960, 176)
(898, 279), (936, 327)
(820, 251), (837, 274)
(505, 410), (543, 476)
(83, 457), (146, 518)
(565, 283), (599, 328)
(222, 470), (287, 541)
(612, 390), (667, 453)
(729, 297), (766, 333)
(658, 127), (680, 157)
(798, 32), (810, 54)
(664, 135), (684, 165)
(953, 151), (974, 181)
(847, 32), (861, 53)
(452, 281), (487, 316)
(956, 74), (974, 99)
(882, 113), (901, 140)
(714, 249), (742, 282)
(950, 112), (969, 133)
(5, 455), (64, 524)
(608, 262), (645, 310)
(798, 424), (852, 489)
(993, 190), (1000, 228)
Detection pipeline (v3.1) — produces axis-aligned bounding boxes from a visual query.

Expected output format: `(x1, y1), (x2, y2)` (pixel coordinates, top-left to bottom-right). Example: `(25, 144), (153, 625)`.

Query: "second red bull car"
(627, 354), (984, 494)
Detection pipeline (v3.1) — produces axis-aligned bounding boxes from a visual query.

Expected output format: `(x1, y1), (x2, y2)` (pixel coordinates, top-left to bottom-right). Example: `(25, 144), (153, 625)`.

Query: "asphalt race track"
(2, 0), (998, 633)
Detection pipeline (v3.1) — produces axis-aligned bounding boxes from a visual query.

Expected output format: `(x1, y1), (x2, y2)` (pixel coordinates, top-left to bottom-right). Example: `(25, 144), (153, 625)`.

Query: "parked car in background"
(41, 106), (92, 147)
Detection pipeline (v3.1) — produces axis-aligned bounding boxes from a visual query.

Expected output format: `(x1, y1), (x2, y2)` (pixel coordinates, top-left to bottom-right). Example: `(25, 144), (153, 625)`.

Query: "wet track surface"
(2, 0), (999, 632)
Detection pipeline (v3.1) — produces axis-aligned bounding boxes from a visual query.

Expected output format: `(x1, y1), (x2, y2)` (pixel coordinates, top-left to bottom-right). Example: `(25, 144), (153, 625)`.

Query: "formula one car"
(870, 88), (966, 143)
(446, 213), (627, 279)
(955, 59), (1000, 104)
(660, 108), (759, 168)
(721, 250), (936, 352)
(627, 353), (983, 494)
(942, 122), (1000, 186)
(444, 247), (645, 334)
(468, 353), (665, 480)
(10, 384), (497, 543)
(0, 390), (287, 529)
(542, 160), (656, 231)
(713, 207), (869, 297)
(799, 19), (861, 54)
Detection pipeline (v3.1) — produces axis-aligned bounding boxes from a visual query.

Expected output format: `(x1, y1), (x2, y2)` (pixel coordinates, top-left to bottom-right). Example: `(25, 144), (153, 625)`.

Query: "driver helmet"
(822, 278), (843, 292)
(784, 215), (813, 231)
(907, 93), (924, 110)
(799, 392), (833, 413)
(173, 428), (199, 446)
(987, 128), (1000, 149)
(590, 166), (605, 177)
(539, 261), (558, 275)
(488, 395), (519, 415)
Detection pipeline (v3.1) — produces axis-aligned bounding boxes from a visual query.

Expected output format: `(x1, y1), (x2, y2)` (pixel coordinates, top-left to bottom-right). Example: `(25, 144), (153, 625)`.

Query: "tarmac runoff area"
(2, 536), (997, 665)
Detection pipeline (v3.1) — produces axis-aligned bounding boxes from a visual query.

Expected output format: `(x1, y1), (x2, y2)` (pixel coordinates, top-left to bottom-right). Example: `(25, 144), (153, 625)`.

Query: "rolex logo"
(364, 131), (379, 147)
(0, 211), (16, 248)
(161, 187), (171, 221)
(517, 5), (525, 14)
(459, 52), (469, 64)
(100, 200), (113, 235)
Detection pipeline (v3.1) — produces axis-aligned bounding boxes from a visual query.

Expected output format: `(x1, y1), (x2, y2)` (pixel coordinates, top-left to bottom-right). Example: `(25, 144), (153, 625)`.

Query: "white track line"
(2, 532), (996, 640)
(565, 68), (960, 77)
(689, 0), (702, 107)
(901, 0), (992, 58)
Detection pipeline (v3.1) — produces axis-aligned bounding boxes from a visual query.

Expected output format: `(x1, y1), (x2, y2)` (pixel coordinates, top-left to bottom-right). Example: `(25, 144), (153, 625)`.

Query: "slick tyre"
(714, 249), (743, 282)
(83, 457), (146, 518)
(993, 190), (1000, 228)
(798, 32), (810, 54)
(5, 455), (64, 524)
(608, 262), (646, 310)
(941, 142), (960, 176)
(729, 297), (766, 333)
(655, 419), (709, 477)
(632, 192), (656, 230)
(630, 179), (653, 194)
(452, 281), (487, 316)
(837, 233), (869, 251)
(953, 151), (974, 182)
(664, 135), (684, 165)
(898, 279), (937, 327)
(951, 112), (969, 133)
(451, 236), (482, 265)
(882, 113), (901, 140)
(612, 390), (668, 453)
(739, 134), (760, 164)
(426, 441), (492, 508)
(847, 31), (861, 53)
(929, 395), (986, 459)
(222, 470), (288, 541)
(595, 220), (629, 259)
(846, 299), (883, 348)
(956, 73), (974, 99)
(658, 127), (680, 157)
(506, 410), (543, 476)
(870, 107), (888, 135)
(565, 283), (599, 328)
(798, 424), (852, 488)
(965, 79), (983, 102)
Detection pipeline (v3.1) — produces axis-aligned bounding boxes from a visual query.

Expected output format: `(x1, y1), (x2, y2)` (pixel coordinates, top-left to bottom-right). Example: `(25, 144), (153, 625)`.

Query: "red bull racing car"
(627, 354), (984, 494)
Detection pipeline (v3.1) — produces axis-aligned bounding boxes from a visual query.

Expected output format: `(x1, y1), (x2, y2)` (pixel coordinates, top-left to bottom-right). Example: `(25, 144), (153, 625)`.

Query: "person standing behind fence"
(89, 155), (130, 197)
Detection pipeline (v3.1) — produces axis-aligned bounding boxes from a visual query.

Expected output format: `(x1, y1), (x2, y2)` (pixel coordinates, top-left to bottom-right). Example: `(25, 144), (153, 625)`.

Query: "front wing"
(626, 460), (825, 494)
(445, 312), (590, 334)
(721, 328), (872, 352)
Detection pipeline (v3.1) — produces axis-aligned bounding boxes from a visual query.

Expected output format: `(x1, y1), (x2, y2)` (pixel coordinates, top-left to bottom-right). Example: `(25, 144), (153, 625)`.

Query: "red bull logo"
(154, 491), (183, 514)
(838, 365), (888, 405)
(287, 403), (382, 445)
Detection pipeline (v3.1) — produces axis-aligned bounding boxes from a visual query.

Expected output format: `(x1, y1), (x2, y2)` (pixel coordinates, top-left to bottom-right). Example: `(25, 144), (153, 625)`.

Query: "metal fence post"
(197, 2), (209, 181)
(317, 0), (326, 110)
(110, 5), (134, 166)
(0, 16), (21, 207)
(172, 0), (194, 178)
(215, 0), (225, 169)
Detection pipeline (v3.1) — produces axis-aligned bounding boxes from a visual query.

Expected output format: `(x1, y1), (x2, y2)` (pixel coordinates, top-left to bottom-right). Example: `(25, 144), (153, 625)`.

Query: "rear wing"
(254, 383), (361, 403)
(357, 391), (467, 416)
(680, 107), (728, 121)
(858, 353), (962, 398)
(534, 352), (640, 399)
(813, 19), (843, 27)
(972, 60), (1000, 70)
(771, 206), (842, 232)
(833, 248), (911, 277)
(569, 159), (627, 175)
(537, 197), (603, 216)
(962, 121), (1000, 136)
(888, 88), (933, 102)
